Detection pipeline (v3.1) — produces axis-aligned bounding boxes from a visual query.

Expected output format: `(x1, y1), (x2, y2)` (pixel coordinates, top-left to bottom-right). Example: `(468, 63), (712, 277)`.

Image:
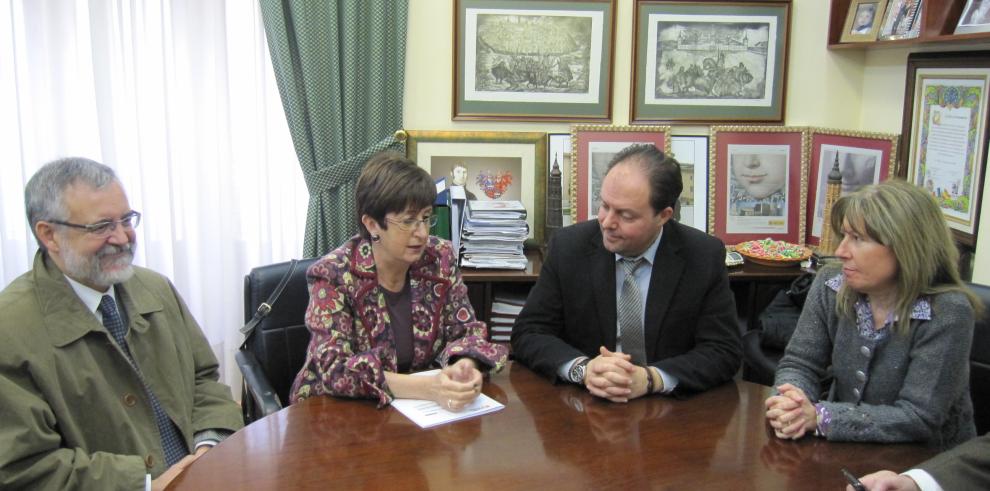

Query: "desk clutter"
(488, 291), (526, 343)
(432, 181), (530, 270)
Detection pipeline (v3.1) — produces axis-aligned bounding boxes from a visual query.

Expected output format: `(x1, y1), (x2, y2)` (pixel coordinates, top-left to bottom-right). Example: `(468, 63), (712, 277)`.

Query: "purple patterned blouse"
(289, 235), (507, 407)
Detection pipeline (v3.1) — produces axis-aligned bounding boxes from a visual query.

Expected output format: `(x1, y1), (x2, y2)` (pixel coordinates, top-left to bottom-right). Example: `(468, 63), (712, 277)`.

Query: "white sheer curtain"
(0, 0), (308, 395)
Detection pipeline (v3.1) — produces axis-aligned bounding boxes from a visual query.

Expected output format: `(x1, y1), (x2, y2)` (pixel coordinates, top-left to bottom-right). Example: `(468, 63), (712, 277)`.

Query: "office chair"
(968, 282), (990, 434)
(237, 258), (317, 424)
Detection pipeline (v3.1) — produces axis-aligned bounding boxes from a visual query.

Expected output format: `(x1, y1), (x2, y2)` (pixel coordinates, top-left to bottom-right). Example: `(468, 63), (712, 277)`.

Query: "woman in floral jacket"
(290, 152), (507, 409)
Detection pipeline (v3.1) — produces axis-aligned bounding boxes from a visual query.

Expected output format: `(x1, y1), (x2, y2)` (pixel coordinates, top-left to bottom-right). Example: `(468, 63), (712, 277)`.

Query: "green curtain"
(259, 0), (407, 257)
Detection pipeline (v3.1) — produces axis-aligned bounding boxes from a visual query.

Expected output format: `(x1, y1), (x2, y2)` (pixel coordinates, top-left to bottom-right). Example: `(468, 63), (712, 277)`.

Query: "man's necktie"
(618, 258), (647, 365)
(98, 295), (187, 467)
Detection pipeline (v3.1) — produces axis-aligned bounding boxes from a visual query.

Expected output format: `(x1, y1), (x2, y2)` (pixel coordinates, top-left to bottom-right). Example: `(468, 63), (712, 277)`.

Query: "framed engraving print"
(454, 0), (616, 122)
(570, 125), (671, 222)
(807, 129), (899, 246)
(901, 52), (990, 246)
(402, 130), (548, 247)
(631, 0), (790, 123)
(709, 125), (808, 245)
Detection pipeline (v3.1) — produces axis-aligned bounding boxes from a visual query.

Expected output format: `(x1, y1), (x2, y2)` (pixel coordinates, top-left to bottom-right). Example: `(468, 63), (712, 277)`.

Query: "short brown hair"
(355, 152), (436, 239)
(607, 144), (682, 214)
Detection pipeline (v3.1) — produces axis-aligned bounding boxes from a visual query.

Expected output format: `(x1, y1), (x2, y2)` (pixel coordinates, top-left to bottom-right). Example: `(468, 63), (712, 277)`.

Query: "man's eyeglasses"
(49, 211), (142, 237)
(386, 215), (438, 232)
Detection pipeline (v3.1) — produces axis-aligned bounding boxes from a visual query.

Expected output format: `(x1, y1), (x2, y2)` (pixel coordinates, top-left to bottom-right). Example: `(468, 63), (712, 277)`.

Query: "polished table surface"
(170, 363), (935, 490)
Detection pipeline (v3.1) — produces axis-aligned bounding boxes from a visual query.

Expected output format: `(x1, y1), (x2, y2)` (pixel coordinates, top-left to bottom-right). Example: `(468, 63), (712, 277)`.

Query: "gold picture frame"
(840, 0), (888, 43)
(400, 130), (548, 247)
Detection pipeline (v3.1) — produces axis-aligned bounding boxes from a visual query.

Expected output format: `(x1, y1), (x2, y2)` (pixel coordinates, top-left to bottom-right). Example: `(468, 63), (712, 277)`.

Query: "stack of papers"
(390, 370), (505, 428)
(460, 200), (529, 270)
(489, 290), (527, 342)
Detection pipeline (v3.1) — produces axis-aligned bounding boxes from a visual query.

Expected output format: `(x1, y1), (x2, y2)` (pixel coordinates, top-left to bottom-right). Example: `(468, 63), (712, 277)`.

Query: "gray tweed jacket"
(774, 268), (976, 450)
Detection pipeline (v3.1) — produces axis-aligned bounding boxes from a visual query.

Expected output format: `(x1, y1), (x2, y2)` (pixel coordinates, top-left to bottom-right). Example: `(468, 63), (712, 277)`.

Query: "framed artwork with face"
(401, 130), (548, 247)
(840, 0), (888, 42)
(709, 125), (809, 245)
(570, 125), (671, 223)
(806, 129), (899, 246)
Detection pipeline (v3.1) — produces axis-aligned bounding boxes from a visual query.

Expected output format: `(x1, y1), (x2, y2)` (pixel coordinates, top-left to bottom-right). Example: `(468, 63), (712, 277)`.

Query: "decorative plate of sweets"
(734, 239), (812, 267)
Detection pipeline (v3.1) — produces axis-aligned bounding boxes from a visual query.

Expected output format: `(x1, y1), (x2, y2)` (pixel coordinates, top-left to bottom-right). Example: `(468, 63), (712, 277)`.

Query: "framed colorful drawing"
(454, 0), (616, 121)
(401, 130), (548, 246)
(631, 0), (790, 123)
(806, 129), (899, 246)
(901, 51), (990, 246)
(570, 125), (671, 222)
(709, 125), (808, 245)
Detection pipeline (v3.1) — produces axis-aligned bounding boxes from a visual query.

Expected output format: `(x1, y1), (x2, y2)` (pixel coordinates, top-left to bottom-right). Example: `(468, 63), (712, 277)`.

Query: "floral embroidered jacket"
(290, 235), (507, 407)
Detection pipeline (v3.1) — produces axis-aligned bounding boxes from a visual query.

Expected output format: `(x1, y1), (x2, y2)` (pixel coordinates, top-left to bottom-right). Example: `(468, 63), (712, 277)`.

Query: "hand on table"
(854, 470), (921, 491)
(584, 347), (651, 403)
(432, 358), (483, 412)
(765, 383), (817, 439)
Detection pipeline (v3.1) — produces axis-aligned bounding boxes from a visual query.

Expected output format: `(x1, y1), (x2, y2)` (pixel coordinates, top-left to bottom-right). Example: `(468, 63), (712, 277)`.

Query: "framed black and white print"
(454, 0), (616, 122)
(631, 0), (790, 124)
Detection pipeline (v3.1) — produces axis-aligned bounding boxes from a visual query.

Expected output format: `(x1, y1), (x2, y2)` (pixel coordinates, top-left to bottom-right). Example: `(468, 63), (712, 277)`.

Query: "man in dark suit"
(511, 144), (741, 402)
(852, 433), (990, 490)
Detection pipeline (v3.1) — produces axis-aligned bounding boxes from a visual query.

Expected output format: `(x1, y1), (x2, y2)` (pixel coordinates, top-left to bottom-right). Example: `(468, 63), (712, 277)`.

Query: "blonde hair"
(829, 179), (980, 332)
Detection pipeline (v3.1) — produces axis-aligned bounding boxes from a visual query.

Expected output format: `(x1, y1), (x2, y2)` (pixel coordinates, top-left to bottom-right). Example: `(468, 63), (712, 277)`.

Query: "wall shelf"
(828, 0), (990, 49)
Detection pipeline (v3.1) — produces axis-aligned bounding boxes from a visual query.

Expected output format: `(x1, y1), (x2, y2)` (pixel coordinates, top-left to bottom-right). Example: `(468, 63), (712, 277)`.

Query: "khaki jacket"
(0, 251), (243, 490)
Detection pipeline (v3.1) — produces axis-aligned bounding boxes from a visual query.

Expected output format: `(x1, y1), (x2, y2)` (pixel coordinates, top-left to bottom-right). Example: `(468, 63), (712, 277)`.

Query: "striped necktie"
(618, 258), (647, 365)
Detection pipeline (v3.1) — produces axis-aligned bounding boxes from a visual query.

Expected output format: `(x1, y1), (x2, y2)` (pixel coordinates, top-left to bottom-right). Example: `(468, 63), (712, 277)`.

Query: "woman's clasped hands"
(431, 357), (483, 412)
(765, 383), (818, 439)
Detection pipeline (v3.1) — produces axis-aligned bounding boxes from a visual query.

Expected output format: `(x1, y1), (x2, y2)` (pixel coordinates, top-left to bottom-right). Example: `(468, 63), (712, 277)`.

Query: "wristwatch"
(568, 358), (591, 384)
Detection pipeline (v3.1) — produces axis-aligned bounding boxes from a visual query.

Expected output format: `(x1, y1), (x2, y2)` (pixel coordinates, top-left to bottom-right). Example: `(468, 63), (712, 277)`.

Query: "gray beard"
(62, 241), (136, 288)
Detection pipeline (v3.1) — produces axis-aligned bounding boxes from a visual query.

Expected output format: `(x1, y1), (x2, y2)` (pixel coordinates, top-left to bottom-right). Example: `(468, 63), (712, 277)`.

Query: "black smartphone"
(841, 468), (866, 491)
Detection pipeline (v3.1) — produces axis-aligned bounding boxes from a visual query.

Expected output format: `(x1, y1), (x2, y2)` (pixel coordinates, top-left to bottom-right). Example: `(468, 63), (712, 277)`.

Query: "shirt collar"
(614, 227), (664, 265)
(64, 275), (116, 317)
(825, 272), (932, 321)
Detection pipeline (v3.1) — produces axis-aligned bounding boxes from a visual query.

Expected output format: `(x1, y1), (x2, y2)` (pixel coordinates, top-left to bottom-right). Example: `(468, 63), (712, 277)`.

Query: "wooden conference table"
(170, 364), (935, 490)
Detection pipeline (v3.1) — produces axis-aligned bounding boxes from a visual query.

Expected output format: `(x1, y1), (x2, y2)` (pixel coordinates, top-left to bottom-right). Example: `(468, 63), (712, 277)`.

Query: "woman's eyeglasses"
(387, 215), (438, 232)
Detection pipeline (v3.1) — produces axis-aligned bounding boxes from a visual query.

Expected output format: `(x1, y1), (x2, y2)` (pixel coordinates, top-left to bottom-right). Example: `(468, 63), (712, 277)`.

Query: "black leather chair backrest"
(242, 258), (318, 407)
(968, 282), (990, 435)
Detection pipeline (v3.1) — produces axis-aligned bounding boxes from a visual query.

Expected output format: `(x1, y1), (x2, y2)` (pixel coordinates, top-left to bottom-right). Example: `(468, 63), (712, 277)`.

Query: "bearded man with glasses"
(0, 157), (243, 490)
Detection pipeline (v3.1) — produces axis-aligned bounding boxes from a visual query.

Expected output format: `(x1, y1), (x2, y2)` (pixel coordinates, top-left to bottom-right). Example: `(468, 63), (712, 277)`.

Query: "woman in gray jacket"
(765, 180), (981, 450)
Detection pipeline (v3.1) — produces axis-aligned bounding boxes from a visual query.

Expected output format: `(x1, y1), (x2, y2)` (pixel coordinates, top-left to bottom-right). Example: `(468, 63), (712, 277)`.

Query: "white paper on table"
(390, 369), (504, 428)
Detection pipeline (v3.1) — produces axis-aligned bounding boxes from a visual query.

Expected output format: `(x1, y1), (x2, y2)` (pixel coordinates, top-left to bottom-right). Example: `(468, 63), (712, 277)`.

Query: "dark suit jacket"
(921, 432), (990, 488)
(511, 219), (741, 394)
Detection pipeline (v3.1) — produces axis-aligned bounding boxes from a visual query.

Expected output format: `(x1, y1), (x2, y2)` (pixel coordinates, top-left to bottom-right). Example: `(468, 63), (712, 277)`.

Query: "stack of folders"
(460, 200), (528, 270)
(488, 291), (527, 342)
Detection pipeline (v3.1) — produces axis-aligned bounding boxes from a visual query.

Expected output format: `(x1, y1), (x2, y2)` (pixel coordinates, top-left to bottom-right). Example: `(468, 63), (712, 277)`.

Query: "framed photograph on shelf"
(671, 135), (709, 232)
(453, 0), (616, 122)
(956, 0), (990, 35)
(548, 133), (574, 228)
(570, 125), (671, 222)
(877, 0), (921, 41)
(401, 130), (548, 246)
(631, 0), (790, 123)
(709, 126), (809, 246)
(807, 129), (899, 246)
(840, 0), (889, 43)
(901, 52), (990, 246)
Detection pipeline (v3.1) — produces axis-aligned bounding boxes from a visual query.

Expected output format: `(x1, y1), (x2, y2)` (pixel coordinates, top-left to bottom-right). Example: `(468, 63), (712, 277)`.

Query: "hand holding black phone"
(842, 467), (867, 491)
